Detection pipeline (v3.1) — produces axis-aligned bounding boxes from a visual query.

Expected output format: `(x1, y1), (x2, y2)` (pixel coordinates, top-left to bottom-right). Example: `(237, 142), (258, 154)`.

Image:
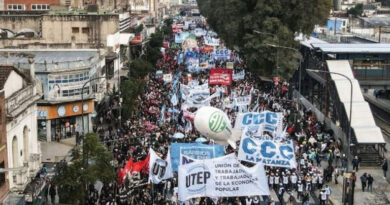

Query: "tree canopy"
(197, 0), (332, 79)
(54, 133), (115, 204)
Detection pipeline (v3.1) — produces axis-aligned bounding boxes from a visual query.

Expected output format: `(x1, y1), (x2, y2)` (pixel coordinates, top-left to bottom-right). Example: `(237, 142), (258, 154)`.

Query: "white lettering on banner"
(234, 95), (251, 107)
(213, 49), (231, 59)
(234, 111), (283, 133)
(178, 154), (269, 201)
(237, 133), (297, 169)
(209, 74), (230, 82)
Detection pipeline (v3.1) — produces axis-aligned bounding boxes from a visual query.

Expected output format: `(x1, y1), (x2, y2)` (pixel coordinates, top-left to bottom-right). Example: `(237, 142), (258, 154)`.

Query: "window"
(7, 4), (25, 10)
(82, 27), (90, 34)
(31, 4), (50, 10)
(0, 162), (5, 186)
(72, 27), (79, 34)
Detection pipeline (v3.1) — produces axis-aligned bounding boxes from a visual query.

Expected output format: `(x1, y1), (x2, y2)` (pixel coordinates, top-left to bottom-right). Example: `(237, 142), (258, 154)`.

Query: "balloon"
(194, 106), (239, 148)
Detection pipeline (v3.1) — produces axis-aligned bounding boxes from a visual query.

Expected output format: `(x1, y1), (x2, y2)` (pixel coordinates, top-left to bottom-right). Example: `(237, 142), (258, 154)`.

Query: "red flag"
(132, 154), (150, 173)
(124, 157), (134, 172)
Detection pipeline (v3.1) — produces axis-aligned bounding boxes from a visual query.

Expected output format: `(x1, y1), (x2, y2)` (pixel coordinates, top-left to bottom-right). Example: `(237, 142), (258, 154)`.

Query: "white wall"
(4, 71), (23, 99)
(6, 104), (40, 190)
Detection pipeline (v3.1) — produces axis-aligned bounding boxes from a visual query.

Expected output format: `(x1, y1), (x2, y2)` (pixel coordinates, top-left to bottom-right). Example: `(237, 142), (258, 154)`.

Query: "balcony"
(6, 80), (42, 119)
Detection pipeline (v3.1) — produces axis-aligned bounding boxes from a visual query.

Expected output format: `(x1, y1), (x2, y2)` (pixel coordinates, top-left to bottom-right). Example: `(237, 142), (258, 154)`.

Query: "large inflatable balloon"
(194, 106), (240, 148)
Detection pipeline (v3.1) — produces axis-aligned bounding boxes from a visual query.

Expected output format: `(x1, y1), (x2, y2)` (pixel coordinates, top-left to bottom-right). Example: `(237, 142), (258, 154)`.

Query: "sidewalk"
(329, 166), (390, 205)
(40, 137), (75, 163)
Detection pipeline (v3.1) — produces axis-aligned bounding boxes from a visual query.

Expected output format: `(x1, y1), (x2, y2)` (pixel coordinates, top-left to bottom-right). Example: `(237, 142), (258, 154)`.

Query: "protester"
(382, 159), (388, 179)
(87, 14), (350, 205)
(367, 174), (374, 192)
(360, 173), (367, 192)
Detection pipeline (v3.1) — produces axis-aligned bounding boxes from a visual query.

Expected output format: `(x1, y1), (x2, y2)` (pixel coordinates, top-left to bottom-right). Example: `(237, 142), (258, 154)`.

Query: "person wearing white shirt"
(269, 173), (275, 189)
(312, 174), (318, 192)
(290, 173), (298, 190)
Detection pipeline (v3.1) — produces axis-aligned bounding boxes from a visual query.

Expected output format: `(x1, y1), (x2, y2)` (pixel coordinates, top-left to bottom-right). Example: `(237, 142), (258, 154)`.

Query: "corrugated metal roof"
(326, 60), (385, 144)
(361, 17), (390, 27)
(311, 43), (390, 53)
(0, 50), (99, 71)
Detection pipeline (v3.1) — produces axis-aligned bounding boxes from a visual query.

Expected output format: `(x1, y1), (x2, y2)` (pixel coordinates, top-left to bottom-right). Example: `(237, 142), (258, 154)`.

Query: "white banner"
(178, 154), (269, 201)
(234, 111), (283, 133)
(234, 95), (251, 107)
(233, 70), (245, 81)
(149, 148), (173, 184)
(163, 74), (173, 83)
(238, 133), (297, 169)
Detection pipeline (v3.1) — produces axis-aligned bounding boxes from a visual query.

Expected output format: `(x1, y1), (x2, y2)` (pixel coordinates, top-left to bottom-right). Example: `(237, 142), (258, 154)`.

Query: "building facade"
(0, 65), (42, 194)
(0, 49), (108, 142)
(3, 0), (59, 11)
(0, 84), (8, 202)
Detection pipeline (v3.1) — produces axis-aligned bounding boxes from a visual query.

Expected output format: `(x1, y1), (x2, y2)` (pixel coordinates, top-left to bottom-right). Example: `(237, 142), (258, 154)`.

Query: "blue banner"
(170, 143), (225, 171)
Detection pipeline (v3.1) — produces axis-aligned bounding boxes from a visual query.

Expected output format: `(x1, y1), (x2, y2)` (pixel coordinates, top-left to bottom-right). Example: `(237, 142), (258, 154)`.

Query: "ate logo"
(152, 159), (167, 180)
(185, 164), (210, 193)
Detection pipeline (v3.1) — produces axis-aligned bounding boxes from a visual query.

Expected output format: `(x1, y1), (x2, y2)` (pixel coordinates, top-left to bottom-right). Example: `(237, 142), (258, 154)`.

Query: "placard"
(234, 111), (283, 132)
(170, 143), (225, 171)
(238, 134), (297, 169)
(209, 68), (232, 86)
(178, 154), (269, 201)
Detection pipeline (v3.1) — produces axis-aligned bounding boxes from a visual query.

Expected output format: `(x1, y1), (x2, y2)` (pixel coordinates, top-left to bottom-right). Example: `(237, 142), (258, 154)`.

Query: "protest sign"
(204, 36), (220, 46)
(213, 49), (231, 60)
(209, 68), (232, 86)
(233, 95), (251, 107)
(226, 62), (234, 69)
(233, 70), (245, 81)
(163, 74), (172, 83)
(149, 148), (173, 184)
(170, 143), (225, 171)
(178, 154), (269, 201)
(238, 133), (297, 169)
(234, 111), (283, 133)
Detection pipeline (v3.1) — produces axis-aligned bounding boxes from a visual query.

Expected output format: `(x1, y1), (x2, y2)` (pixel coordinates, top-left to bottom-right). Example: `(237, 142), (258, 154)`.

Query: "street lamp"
(266, 43), (303, 104)
(253, 30), (279, 75)
(306, 69), (353, 172)
(80, 76), (106, 204)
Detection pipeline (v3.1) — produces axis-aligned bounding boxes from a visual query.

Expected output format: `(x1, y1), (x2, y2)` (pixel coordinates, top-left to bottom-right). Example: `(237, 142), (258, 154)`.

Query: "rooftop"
(311, 43), (390, 53)
(360, 17), (390, 26)
(0, 49), (100, 72)
(47, 9), (116, 16)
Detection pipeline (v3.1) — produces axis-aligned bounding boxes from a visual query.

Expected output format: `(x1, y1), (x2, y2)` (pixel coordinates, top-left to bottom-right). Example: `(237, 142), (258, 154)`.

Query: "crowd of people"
(80, 14), (376, 205)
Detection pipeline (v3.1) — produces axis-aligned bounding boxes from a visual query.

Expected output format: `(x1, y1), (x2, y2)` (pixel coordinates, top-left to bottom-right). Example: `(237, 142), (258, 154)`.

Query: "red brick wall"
(0, 91), (9, 202)
(4, 0), (59, 11)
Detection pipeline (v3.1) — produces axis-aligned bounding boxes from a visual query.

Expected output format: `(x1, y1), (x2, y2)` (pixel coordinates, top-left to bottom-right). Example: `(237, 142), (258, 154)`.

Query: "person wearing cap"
(274, 173), (280, 191)
(290, 172), (297, 190)
(269, 172), (275, 190)
(282, 172), (289, 189)
(297, 180), (303, 200)
(319, 188), (327, 205)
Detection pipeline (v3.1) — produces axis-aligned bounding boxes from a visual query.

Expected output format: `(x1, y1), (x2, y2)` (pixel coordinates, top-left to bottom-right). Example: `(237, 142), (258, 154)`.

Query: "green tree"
(129, 59), (154, 79)
(197, 0), (332, 79)
(54, 133), (115, 204)
(120, 79), (145, 120)
(347, 4), (363, 17)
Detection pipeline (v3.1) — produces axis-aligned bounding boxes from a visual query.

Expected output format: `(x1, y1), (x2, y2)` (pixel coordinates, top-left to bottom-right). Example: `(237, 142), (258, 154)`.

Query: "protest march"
(90, 14), (344, 205)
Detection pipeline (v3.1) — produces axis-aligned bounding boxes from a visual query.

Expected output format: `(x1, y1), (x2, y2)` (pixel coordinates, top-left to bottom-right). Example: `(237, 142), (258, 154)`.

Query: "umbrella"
(196, 137), (207, 143)
(172, 132), (184, 139)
